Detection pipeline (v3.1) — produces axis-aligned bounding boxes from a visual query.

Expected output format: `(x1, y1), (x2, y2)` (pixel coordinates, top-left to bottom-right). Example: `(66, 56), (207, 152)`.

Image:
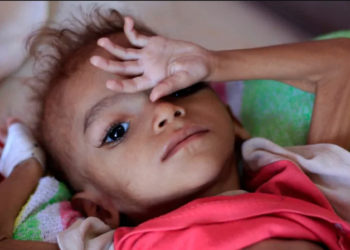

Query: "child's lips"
(161, 126), (209, 162)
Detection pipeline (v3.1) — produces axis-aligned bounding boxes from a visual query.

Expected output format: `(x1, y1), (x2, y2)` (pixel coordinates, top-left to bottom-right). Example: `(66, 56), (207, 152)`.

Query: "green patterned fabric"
(240, 30), (350, 147)
(241, 80), (314, 147)
(315, 30), (350, 40)
(12, 177), (74, 242)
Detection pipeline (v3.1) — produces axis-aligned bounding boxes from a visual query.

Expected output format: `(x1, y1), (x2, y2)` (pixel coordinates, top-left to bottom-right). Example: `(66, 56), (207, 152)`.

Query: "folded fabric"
(243, 137), (350, 223)
(13, 176), (82, 243)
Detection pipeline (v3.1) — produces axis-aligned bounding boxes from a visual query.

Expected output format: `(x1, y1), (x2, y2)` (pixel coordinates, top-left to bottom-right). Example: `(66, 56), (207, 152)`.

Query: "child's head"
(30, 7), (239, 227)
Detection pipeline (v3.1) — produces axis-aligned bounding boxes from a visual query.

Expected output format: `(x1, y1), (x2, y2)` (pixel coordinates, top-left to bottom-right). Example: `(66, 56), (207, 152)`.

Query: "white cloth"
(58, 217), (115, 250)
(58, 138), (350, 249)
(0, 123), (45, 177)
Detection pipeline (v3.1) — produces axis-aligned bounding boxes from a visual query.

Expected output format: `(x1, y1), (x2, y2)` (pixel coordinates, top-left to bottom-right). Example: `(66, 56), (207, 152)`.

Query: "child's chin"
(178, 158), (224, 185)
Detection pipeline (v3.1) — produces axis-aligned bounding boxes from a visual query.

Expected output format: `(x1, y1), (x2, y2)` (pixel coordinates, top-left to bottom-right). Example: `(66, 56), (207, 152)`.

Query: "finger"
(124, 17), (149, 48)
(90, 56), (143, 75)
(97, 38), (141, 60)
(150, 71), (195, 102)
(106, 76), (153, 93)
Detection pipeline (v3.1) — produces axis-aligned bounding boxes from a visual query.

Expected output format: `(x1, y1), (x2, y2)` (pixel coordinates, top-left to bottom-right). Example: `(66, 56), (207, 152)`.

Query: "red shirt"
(113, 160), (350, 250)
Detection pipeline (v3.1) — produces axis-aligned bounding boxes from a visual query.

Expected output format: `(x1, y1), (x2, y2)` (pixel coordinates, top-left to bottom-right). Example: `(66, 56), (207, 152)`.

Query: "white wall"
(54, 1), (308, 50)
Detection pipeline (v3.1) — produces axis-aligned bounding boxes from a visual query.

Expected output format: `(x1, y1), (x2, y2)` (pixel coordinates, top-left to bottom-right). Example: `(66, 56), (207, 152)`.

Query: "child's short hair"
(28, 6), (156, 189)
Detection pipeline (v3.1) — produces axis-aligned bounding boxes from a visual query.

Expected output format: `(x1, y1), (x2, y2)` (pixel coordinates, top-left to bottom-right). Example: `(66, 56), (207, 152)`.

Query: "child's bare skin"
(1, 15), (350, 249)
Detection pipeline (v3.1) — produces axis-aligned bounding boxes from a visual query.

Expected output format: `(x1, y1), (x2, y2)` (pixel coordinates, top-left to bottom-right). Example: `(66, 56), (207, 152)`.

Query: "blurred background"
(0, 1), (349, 125)
(256, 1), (350, 36)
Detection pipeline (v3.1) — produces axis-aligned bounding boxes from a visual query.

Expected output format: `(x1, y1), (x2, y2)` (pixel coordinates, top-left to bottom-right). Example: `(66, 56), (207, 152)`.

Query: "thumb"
(150, 71), (196, 102)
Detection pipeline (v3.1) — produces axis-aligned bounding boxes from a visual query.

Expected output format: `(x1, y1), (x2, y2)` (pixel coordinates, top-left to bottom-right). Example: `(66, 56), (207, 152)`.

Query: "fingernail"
(150, 93), (158, 102)
(106, 80), (116, 90)
(90, 56), (100, 66)
(97, 38), (107, 47)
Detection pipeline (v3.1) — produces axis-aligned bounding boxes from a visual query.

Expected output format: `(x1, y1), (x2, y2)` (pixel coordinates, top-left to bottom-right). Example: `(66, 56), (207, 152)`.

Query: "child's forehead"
(62, 29), (150, 89)
(57, 33), (136, 115)
(62, 32), (131, 89)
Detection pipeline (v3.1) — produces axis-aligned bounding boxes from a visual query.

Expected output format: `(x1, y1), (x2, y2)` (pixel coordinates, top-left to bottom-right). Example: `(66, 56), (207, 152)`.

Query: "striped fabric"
(13, 177), (81, 243)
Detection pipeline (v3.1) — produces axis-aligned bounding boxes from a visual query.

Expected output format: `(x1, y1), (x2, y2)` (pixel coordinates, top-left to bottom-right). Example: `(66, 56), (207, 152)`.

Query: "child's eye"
(99, 122), (129, 147)
(171, 82), (207, 98)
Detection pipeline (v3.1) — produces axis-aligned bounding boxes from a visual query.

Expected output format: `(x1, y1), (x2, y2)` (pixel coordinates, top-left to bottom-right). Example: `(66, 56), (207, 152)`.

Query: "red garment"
(114, 160), (350, 250)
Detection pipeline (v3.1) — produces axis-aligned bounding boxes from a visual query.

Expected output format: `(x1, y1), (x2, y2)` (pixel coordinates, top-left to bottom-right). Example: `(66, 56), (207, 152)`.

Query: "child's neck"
(126, 153), (240, 225)
(196, 152), (240, 198)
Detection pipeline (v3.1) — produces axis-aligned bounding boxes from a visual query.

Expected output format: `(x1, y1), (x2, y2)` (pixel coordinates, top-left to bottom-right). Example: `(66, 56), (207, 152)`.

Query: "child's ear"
(225, 105), (251, 141)
(72, 192), (120, 229)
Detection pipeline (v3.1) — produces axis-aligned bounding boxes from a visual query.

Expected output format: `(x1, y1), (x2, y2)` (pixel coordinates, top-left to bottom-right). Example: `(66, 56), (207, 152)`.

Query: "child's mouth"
(161, 126), (209, 162)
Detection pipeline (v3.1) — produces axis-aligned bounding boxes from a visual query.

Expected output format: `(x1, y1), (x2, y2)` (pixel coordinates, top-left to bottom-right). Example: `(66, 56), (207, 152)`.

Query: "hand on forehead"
(90, 17), (214, 102)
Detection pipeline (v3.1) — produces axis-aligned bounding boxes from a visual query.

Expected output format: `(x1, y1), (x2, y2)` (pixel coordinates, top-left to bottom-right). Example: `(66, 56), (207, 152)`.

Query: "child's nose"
(153, 103), (185, 134)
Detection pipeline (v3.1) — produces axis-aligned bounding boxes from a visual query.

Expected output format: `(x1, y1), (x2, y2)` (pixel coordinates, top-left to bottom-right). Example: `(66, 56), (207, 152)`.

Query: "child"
(2, 7), (350, 250)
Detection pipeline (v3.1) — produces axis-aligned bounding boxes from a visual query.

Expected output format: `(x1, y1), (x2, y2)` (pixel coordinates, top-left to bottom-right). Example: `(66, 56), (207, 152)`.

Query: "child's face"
(52, 33), (236, 215)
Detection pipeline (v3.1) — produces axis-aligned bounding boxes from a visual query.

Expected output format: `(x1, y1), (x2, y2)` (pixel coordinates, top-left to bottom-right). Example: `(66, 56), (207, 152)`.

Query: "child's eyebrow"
(83, 94), (121, 134)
